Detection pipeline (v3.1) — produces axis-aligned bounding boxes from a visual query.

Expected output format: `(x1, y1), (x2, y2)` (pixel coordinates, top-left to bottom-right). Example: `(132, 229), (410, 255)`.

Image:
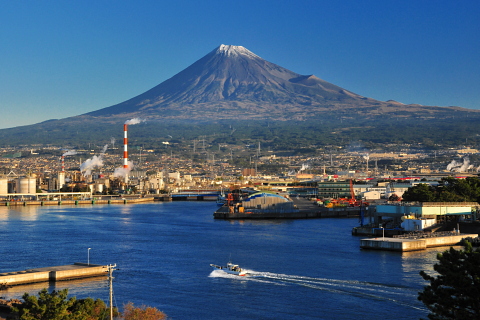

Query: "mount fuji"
(1, 44), (478, 146)
(83, 44), (474, 122)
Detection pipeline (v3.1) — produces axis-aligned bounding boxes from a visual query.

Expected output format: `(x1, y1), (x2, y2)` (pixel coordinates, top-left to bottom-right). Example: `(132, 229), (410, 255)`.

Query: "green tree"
(439, 177), (480, 202)
(435, 190), (464, 202)
(11, 288), (74, 320)
(418, 241), (480, 319)
(10, 288), (116, 320)
(402, 183), (436, 202)
(402, 177), (480, 203)
(69, 297), (111, 320)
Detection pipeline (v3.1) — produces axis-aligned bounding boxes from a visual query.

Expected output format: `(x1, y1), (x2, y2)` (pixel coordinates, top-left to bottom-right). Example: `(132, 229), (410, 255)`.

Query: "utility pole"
(108, 264), (117, 320)
(139, 146), (142, 166)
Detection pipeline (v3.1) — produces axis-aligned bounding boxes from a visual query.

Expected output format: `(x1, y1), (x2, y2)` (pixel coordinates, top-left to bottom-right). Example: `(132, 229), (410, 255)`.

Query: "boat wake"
(209, 269), (426, 311)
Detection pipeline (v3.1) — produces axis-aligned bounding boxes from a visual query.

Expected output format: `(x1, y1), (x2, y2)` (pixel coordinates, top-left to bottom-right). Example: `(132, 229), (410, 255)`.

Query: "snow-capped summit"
(85, 44), (370, 120)
(215, 44), (260, 59)
(85, 44), (467, 121)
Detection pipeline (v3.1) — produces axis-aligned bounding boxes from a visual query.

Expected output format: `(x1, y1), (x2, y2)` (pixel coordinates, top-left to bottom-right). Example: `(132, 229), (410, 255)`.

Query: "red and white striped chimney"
(61, 155), (65, 172)
(123, 124), (128, 169)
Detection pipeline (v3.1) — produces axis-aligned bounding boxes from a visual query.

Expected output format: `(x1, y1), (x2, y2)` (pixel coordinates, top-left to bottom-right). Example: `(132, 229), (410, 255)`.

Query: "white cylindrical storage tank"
(17, 177), (36, 194)
(0, 178), (8, 194)
(95, 184), (104, 193)
(58, 172), (65, 189)
(28, 177), (36, 194)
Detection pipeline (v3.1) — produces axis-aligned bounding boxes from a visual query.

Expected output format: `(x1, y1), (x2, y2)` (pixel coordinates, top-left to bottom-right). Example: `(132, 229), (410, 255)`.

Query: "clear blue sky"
(1, 0), (479, 129)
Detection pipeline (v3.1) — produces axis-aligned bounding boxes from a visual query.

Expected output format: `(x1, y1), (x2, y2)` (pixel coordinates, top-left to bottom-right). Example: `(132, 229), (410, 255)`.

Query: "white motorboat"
(210, 262), (247, 276)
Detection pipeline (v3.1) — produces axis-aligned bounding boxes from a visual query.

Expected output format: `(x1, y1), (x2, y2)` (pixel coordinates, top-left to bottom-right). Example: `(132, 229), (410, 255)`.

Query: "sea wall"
(0, 263), (108, 286)
(360, 233), (478, 252)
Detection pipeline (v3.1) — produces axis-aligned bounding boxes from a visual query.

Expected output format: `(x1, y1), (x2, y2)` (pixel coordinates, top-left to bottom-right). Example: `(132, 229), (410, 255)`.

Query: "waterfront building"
(385, 183), (412, 199)
(375, 202), (480, 231)
(317, 181), (351, 199)
(362, 190), (382, 200)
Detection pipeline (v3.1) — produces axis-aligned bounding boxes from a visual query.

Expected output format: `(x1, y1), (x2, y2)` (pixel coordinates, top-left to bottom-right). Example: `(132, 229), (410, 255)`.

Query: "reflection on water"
(119, 205), (132, 215)
(0, 276), (109, 300)
(0, 206), (41, 221)
(401, 246), (462, 273)
(400, 246), (463, 286)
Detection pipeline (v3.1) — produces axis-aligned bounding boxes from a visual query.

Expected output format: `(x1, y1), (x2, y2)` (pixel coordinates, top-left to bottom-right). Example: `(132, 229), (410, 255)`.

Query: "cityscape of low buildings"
(0, 142), (479, 201)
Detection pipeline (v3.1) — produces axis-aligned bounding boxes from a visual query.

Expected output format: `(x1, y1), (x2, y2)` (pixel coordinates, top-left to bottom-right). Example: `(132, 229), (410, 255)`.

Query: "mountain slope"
(1, 44), (479, 148)
(85, 44), (472, 121)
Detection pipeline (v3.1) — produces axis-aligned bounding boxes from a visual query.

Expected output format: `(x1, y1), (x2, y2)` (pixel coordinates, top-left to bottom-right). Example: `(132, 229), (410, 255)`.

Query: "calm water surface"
(0, 202), (440, 319)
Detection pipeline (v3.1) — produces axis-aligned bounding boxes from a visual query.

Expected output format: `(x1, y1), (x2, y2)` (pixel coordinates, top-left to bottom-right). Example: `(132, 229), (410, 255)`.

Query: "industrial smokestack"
(59, 155), (66, 190)
(123, 124), (128, 169)
(119, 118), (143, 183)
(61, 150), (77, 172)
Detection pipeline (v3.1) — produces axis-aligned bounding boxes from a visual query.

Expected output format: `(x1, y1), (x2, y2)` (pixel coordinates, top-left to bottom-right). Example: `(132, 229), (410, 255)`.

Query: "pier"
(360, 232), (478, 252)
(0, 193), (229, 206)
(0, 263), (109, 287)
(0, 197), (156, 207)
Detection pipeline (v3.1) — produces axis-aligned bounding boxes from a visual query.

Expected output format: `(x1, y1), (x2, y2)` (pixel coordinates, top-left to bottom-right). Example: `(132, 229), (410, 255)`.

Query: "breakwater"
(0, 197), (155, 206)
(0, 193), (224, 206)
(360, 232), (478, 252)
(0, 263), (109, 287)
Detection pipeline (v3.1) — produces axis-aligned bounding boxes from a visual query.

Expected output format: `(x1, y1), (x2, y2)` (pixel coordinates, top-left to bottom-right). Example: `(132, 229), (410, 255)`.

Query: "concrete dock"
(360, 233), (478, 252)
(0, 197), (155, 207)
(0, 263), (109, 287)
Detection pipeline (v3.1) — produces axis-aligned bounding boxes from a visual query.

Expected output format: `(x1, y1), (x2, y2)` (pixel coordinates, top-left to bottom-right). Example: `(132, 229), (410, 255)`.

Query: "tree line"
(6, 288), (166, 320)
(402, 177), (480, 203)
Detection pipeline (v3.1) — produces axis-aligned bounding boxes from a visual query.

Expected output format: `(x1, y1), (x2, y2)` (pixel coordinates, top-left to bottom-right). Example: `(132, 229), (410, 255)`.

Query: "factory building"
(375, 202), (480, 231)
(317, 181), (351, 199)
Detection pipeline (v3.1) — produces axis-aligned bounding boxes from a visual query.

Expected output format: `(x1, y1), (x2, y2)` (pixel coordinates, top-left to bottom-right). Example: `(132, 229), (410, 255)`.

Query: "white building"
(385, 183), (412, 199)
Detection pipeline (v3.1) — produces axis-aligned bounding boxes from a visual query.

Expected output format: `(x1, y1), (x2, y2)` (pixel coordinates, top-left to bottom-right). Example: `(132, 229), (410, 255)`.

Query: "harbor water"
(0, 202), (440, 319)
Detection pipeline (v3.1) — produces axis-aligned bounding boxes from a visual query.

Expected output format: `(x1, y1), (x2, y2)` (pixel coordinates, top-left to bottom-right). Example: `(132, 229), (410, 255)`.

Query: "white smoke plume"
(113, 161), (134, 178)
(447, 157), (473, 172)
(101, 144), (108, 154)
(62, 150), (77, 157)
(80, 155), (104, 177)
(446, 159), (462, 171)
(124, 118), (144, 125)
(459, 161), (472, 172)
(80, 144), (109, 176)
(298, 164), (310, 173)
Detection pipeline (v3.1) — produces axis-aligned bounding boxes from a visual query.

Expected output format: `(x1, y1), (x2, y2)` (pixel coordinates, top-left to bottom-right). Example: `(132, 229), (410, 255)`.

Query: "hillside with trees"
(402, 177), (480, 203)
